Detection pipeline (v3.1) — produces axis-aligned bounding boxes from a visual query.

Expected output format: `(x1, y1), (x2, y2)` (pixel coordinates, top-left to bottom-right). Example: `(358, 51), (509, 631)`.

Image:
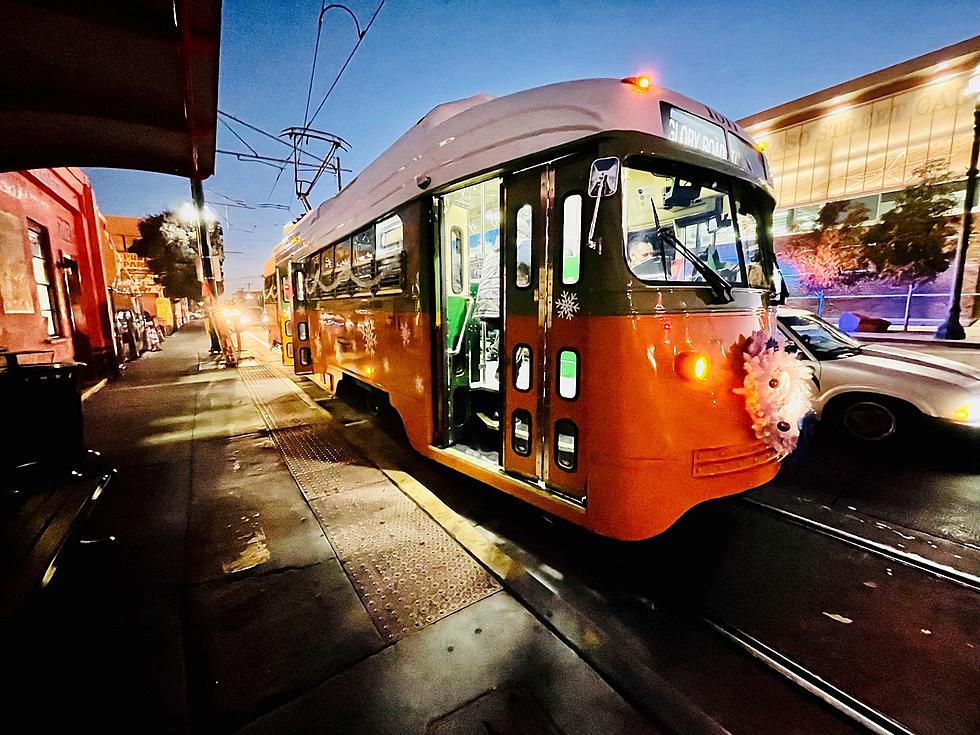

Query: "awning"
(0, 0), (221, 179)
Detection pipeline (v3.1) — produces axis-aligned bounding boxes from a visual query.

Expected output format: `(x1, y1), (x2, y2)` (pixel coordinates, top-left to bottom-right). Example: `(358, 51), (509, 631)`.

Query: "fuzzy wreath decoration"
(734, 330), (814, 455)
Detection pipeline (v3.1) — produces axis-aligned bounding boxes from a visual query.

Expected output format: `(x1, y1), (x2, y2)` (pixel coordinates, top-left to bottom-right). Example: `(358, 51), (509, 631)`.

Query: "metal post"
(936, 104), (980, 340)
(191, 178), (222, 353)
(902, 284), (914, 331)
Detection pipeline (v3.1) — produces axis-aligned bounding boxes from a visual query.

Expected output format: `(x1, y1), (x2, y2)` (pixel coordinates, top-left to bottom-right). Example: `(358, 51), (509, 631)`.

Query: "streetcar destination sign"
(662, 104), (766, 180)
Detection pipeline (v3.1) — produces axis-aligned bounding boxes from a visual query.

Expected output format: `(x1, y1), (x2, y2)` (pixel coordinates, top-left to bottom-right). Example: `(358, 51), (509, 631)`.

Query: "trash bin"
(0, 363), (83, 472)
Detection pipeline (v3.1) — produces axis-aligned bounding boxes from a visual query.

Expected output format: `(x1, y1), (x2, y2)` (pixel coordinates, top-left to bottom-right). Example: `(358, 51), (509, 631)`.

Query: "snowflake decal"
(358, 319), (377, 355)
(400, 323), (412, 347)
(555, 290), (579, 320)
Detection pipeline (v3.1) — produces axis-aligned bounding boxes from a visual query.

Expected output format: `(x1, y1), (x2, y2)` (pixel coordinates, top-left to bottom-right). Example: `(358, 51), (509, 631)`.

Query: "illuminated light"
(952, 398), (978, 423)
(42, 562), (57, 588)
(755, 140), (768, 152)
(675, 351), (710, 382)
(621, 75), (652, 91)
(928, 73), (957, 86)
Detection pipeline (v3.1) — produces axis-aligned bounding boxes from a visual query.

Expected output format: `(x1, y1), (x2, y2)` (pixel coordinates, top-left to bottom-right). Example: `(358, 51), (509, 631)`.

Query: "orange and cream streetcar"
(269, 76), (811, 540)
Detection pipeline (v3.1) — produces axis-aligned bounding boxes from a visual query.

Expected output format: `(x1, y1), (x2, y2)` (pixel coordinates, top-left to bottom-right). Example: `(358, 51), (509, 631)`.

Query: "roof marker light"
(622, 75), (652, 91)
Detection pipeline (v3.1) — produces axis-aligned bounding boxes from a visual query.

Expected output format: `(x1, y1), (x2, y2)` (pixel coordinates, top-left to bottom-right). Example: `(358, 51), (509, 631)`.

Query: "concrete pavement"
(9, 322), (666, 734)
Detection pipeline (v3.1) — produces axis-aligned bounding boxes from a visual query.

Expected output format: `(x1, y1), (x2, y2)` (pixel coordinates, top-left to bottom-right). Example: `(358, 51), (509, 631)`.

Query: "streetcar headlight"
(675, 351), (710, 382)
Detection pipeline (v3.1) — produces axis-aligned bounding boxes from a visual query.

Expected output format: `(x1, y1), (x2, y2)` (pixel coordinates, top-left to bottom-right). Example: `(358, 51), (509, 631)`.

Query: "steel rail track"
(739, 497), (980, 593)
(704, 617), (918, 735)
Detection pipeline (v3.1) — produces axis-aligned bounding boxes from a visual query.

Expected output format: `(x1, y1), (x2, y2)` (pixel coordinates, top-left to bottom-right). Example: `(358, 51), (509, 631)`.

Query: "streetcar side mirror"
(588, 157), (620, 197)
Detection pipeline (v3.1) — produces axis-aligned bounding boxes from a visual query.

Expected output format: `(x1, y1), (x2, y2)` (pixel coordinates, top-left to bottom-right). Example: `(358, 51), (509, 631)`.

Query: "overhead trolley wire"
(306, 0), (387, 128)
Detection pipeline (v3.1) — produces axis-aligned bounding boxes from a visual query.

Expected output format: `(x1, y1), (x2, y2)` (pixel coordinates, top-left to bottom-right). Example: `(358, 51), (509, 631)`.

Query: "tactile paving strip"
(238, 359), (501, 641)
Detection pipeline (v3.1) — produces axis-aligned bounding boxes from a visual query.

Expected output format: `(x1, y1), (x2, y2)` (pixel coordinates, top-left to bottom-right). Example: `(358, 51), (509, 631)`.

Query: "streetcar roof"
(274, 77), (766, 263)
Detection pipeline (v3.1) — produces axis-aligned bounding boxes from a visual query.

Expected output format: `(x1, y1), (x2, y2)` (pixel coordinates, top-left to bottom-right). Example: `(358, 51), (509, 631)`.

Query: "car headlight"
(951, 397), (980, 424)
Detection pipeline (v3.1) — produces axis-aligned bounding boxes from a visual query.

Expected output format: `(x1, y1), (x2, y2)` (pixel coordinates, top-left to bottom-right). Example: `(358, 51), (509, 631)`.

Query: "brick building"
(0, 168), (117, 377)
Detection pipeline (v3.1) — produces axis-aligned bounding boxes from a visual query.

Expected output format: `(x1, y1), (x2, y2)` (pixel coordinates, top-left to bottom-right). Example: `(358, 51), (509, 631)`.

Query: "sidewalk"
(13, 322), (662, 734)
(844, 320), (980, 348)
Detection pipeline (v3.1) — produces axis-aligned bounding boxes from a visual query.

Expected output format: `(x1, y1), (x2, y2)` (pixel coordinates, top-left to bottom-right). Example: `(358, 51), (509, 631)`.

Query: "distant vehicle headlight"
(951, 397), (980, 424)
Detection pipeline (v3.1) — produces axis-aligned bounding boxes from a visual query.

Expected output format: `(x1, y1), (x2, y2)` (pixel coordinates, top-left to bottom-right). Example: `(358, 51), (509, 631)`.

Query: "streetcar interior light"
(622, 75), (652, 91)
(676, 351), (710, 382)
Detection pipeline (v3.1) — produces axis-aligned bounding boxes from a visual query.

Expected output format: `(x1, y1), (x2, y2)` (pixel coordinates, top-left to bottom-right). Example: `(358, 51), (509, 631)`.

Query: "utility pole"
(191, 177), (222, 353)
(936, 64), (980, 340)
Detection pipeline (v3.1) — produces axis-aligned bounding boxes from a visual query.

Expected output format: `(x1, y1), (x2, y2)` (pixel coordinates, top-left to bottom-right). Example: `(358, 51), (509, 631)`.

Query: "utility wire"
(307, 0), (386, 128)
(216, 111), (319, 164)
(218, 117), (258, 156)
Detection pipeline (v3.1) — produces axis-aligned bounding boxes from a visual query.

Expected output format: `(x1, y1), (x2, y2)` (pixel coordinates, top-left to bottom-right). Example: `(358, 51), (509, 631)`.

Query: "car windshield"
(780, 314), (861, 360)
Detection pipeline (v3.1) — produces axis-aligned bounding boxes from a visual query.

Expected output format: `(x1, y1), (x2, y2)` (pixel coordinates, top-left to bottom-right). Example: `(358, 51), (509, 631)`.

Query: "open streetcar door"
(502, 154), (594, 504)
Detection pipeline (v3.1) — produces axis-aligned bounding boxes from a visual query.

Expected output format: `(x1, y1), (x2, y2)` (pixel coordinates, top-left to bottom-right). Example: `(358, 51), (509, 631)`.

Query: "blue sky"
(86, 0), (978, 293)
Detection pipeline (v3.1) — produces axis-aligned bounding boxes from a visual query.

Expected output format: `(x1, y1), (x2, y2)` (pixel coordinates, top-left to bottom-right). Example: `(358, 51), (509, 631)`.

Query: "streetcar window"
(334, 239), (353, 296)
(562, 194), (582, 285)
(512, 409), (532, 457)
(297, 321), (308, 341)
(352, 227), (376, 293)
(298, 347), (311, 366)
(293, 268), (306, 302)
(376, 214), (403, 292)
(622, 162), (771, 288)
(554, 419), (578, 471)
(285, 342), (294, 358)
(280, 274), (290, 303)
(516, 204), (532, 288)
(321, 245), (334, 283)
(284, 319), (292, 337)
(450, 226), (464, 294)
(513, 344), (532, 392)
(557, 350), (578, 399)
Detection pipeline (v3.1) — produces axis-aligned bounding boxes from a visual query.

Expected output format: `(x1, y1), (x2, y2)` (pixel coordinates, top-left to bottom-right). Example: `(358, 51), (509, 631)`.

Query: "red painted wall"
(0, 168), (116, 377)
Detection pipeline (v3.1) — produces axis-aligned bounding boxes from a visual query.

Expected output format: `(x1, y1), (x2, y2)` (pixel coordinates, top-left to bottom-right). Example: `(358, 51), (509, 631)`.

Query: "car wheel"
(833, 396), (915, 442)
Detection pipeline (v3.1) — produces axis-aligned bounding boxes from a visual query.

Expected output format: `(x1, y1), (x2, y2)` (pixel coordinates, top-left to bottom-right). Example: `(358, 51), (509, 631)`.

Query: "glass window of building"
(28, 222), (59, 336)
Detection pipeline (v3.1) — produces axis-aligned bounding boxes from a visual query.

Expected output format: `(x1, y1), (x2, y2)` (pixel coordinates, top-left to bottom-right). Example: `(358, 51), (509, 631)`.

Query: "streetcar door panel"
(502, 167), (549, 482)
(544, 155), (593, 501)
(503, 158), (591, 502)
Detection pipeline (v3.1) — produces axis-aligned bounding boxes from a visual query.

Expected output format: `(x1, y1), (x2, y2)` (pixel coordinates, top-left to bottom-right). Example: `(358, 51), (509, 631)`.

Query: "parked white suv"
(776, 308), (980, 441)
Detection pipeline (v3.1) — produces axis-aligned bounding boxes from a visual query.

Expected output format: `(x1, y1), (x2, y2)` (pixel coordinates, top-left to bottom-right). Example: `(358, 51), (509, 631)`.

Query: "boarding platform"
(8, 322), (663, 734)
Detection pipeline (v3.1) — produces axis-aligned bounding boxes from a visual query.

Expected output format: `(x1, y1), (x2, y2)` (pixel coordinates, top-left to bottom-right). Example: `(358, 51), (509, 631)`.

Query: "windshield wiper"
(657, 226), (734, 303)
(645, 194), (733, 304)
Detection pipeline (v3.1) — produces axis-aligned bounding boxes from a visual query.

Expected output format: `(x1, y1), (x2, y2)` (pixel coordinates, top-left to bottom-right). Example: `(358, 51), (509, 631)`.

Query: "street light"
(936, 62), (980, 340)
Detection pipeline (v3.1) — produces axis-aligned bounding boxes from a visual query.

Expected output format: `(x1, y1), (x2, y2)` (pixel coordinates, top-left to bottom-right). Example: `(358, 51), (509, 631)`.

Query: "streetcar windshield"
(622, 162), (773, 289)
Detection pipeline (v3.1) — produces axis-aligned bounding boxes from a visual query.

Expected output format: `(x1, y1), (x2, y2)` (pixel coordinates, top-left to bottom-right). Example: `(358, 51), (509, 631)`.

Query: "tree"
(781, 200), (870, 291)
(859, 161), (957, 287)
(131, 211), (222, 300)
